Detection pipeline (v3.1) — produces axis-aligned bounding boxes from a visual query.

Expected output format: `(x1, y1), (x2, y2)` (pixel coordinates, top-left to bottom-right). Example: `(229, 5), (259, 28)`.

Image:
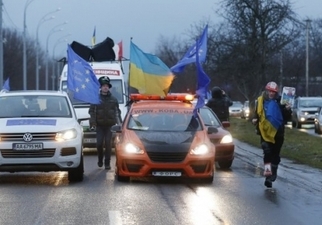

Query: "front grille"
(190, 164), (207, 173)
(0, 133), (56, 142)
(61, 147), (76, 156)
(126, 164), (143, 172)
(1, 149), (56, 158)
(147, 152), (187, 162)
(210, 138), (221, 144)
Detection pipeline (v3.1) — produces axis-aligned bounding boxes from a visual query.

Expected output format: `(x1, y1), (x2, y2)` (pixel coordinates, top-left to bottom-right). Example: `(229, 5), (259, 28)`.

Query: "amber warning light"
(130, 94), (195, 102)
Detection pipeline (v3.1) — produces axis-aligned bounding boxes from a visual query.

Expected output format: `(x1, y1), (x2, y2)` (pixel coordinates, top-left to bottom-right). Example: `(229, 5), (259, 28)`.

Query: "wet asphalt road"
(0, 142), (321, 225)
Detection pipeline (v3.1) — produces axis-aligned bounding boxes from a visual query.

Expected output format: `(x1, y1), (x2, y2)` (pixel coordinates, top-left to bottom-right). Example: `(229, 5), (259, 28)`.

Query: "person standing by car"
(252, 81), (292, 188)
(89, 76), (122, 170)
(206, 86), (233, 122)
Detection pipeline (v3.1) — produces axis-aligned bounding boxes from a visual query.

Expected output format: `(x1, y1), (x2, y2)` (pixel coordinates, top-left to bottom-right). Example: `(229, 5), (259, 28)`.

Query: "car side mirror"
(207, 126), (218, 134)
(78, 117), (90, 124)
(221, 121), (230, 128)
(111, 124), (122, 133)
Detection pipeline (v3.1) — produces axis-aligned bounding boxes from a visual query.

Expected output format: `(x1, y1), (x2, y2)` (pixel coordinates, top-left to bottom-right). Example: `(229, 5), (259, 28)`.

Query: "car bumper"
(83, 131), (97, 148)
(116, 151), (215, 179)
(0, 139), (82, 172)
(229, 112), (242, 117)
(215, 144), (235, 162)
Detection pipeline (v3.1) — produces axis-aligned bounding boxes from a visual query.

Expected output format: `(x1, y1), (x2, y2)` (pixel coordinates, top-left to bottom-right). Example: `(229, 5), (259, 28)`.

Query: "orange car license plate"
(152, 171), (182, 177)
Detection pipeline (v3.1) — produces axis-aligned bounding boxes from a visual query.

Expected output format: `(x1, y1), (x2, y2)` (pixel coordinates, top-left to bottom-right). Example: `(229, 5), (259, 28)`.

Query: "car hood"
(299, 107), (320, 112)
(0, 118), (79, 133)
(207, 126), (232, 141)
(135, 131), (195, 144)
(229, 106), (242, 110)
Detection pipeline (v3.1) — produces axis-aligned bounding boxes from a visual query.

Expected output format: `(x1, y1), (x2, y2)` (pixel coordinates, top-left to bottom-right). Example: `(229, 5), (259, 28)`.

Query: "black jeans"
(260, 136), (284, 165)
(96, 126), (112, 165)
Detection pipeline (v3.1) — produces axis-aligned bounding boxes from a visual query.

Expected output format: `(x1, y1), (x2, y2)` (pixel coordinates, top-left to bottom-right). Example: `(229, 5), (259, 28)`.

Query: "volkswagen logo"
(23, 133), (33, 142)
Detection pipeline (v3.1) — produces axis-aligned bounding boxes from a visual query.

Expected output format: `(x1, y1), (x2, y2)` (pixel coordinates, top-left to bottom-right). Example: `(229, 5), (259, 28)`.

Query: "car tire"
(68, 155), (84, 182)
(317, 124), (322, 134)
(295, 120), (302, 129)
(115, 169), (130, 182)
(292, 120), (296, 128)
(218, 160), (233, 169)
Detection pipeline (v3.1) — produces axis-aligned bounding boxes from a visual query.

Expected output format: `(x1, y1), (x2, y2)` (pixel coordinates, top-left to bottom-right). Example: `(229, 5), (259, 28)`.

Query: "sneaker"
(97, 162), (103, 168)
(264, 177), (272, 188)
(105, 164), (111, 170)
(263, 163), (272, 177)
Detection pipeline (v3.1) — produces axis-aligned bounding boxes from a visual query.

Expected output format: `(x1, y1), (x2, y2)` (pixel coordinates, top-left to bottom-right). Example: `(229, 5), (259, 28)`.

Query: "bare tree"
(213, 0), (301, 103)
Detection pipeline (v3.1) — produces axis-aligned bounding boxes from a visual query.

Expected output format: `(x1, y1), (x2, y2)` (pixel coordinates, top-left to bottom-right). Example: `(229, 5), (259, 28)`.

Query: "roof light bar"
(130, 94), (195, 101)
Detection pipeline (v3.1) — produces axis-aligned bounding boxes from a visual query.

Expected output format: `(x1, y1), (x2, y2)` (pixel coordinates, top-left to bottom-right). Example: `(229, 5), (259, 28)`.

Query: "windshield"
(299, 99), (322, 108)
(62, 79), (125, 105)
(0, 95), (72, 118)
(199, 107), (221, 127)
(232, 101), (243, 107)
(127, 111), (202, 132)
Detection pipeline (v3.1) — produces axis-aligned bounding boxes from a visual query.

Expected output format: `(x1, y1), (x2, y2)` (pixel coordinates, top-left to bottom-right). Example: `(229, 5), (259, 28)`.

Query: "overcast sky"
(2, 0), (321, 60)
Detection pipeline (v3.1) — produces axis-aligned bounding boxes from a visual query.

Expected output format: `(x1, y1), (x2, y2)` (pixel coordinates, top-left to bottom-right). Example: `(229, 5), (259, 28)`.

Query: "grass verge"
(228, 117), (322, 170)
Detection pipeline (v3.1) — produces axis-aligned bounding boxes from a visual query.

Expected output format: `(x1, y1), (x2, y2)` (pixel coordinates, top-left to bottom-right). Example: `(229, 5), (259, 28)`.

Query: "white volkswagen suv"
(0, 90), (84, 182)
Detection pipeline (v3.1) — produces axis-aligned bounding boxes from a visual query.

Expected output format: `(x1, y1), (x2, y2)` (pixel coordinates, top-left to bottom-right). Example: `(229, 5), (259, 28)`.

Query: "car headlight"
(124, 143), (144, 154)
(220, 134), (233, 144)
(190, 144), (209, 155)
(245, 109), (250, 114)
(55, 129), (77, 141)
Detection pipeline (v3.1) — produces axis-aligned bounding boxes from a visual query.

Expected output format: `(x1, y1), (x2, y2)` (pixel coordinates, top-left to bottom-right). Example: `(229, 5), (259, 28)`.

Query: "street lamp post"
(35, 8), (60, 90)
(45, 22), (67, 90)
(23, 0), (36, 90)
(51, 34), (70, 90)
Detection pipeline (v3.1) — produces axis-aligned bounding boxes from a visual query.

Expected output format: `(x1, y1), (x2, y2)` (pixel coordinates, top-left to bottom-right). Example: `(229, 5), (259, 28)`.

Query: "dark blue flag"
(193, 34), (210, 116)
(67, 45), (100, 104)
(171, 25), (208, 73)
(2, 78), (10, 91)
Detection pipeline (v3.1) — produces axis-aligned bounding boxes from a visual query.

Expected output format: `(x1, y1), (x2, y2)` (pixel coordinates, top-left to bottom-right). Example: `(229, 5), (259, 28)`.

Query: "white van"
(59, 61), (128, 148)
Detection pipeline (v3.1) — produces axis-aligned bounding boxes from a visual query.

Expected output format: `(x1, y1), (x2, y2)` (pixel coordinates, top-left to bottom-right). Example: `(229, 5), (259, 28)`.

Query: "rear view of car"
(229, 101), (243, 118)
(112, 94), (216, 183)
(199, 107), (234, 169)
(0, 91), (84, 182)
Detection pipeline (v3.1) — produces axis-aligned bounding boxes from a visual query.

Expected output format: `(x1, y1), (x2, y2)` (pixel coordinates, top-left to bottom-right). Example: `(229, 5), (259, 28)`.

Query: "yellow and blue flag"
(91, 26), (96, 47)
(67, 44), (100, 104)
(171, 25), (208, 73)
(129, 42), (174, 96)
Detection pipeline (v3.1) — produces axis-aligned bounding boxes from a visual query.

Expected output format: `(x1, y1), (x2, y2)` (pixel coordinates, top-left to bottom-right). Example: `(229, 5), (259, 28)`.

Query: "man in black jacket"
(89, 76), (122, 170)
(206, 86), (233, 122)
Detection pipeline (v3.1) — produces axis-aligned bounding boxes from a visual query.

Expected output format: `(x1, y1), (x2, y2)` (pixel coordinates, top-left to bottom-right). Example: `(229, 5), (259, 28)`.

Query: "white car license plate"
(152, 171), (182, 177)
(13, 143), (43, 150)
(83, 138), (96, 143)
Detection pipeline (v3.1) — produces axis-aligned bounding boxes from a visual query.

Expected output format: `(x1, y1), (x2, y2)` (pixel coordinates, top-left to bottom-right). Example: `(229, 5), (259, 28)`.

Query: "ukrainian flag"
(129, 42), (174, 96)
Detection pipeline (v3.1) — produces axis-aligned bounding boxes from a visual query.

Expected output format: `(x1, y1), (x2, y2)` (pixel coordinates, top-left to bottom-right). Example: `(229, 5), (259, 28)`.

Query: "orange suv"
(111, 94), (216, 183)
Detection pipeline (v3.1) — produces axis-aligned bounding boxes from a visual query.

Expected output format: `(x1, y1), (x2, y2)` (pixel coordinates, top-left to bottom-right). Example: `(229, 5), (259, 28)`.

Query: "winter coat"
(206, 87), (233, 122)
(89, 91), (121, 127)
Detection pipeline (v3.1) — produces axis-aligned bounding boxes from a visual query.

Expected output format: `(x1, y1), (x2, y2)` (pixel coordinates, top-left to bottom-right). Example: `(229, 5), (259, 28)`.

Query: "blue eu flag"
(67, 45), (100, 104)
(171, 25), (208, 73)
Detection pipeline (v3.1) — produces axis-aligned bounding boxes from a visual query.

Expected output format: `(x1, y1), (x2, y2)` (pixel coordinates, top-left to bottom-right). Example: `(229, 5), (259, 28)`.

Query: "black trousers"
(260, 135), (284, 165)
(96, 126), (112, 164)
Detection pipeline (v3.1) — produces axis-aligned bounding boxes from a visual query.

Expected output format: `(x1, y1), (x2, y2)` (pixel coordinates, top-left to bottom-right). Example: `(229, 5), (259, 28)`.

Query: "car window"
(299, 99), (322, 108)
(199, 108), (221, 127)
(0, 95), (72, 118)
(127, 112), (201, 131)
